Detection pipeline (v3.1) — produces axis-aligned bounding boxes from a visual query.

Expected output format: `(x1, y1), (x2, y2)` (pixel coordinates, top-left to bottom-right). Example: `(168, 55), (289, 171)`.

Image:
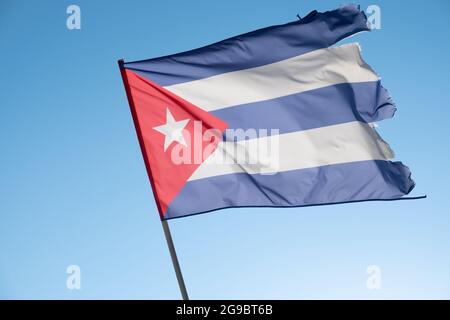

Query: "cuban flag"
(119, 5), (416, 220)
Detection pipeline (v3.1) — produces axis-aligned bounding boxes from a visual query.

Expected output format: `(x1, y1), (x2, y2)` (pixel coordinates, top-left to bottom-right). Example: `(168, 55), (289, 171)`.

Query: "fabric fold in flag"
(165, 160), (415, 219)
(123, 5), (370, 86)
(119, 5), (416, 220)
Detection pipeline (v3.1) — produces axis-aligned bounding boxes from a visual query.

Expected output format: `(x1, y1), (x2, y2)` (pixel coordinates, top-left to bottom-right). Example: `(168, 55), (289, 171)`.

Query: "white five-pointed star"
(153, 108), (190, 151)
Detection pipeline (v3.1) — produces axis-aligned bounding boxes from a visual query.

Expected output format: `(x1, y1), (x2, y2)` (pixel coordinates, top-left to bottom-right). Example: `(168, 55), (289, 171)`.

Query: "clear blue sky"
(1, 0), (449, 299)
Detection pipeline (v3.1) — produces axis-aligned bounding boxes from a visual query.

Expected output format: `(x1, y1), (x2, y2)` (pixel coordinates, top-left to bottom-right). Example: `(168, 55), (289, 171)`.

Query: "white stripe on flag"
(165, 43), (379, 112)
(188, 121), (394, 181)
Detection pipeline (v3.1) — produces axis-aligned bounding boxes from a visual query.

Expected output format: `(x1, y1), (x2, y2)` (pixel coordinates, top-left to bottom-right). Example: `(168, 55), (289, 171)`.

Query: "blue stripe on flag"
(123, 5), (369, 86)
(211, 81), (395, 140)
(165, 160), (415, 219)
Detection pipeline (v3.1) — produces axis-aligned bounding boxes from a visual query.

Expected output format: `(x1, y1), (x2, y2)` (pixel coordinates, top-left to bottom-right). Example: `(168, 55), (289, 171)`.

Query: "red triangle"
(124, 70), (228, 218)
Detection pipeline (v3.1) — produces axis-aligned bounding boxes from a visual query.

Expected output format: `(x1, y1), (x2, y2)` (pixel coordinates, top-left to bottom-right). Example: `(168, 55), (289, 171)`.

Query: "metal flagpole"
(161, 220), (189, 300)
(118, 59), (189, 300)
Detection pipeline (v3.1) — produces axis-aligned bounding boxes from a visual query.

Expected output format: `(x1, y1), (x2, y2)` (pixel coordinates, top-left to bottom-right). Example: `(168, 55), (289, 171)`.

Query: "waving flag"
(119, 5), (416, 220)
